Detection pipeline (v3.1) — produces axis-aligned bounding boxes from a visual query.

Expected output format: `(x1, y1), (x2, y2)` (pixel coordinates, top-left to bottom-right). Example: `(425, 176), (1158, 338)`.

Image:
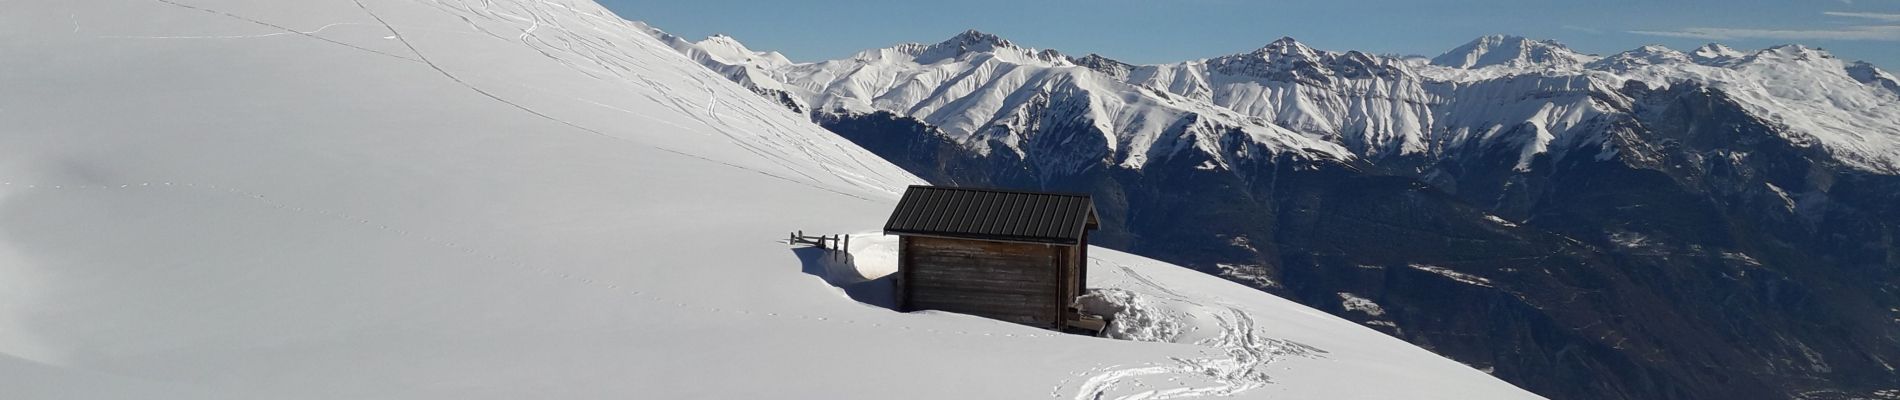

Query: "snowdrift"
(0, 1), (1537, 399)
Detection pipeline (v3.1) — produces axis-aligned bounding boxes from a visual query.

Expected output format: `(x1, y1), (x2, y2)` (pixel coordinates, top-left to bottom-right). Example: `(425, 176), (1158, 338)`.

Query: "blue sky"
(600, 0), (1900, 68)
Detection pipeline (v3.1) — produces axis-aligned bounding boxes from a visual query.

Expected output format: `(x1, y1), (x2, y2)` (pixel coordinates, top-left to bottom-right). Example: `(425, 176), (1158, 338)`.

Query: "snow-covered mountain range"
(0, 1), (1543, 399)
(664, 30), (1900, 400)
(675, 31), (1900, 176)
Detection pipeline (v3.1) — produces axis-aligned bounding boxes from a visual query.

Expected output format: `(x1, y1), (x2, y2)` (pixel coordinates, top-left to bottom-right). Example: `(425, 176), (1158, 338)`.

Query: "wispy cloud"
(1630, 25), (1900, 41)
(1824, 11), (1900, 22)
(1632, 11), (1900, 41)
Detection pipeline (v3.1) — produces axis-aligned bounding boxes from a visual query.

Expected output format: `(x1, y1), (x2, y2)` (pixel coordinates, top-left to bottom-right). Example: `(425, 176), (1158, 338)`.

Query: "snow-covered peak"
(1253, 36), (1322, 59)
(638, 25), (785, 70)
(1689, 43), (1747, 66)
(1693, 44), (1900, 173)
(938, 29), (1014, 50)
(1068, 53), (1135, 80)
(1432, 34), (1596, 70)
(643, 28), (808, 112)
(1747, 44), (1832, 63)
(694, 34), (793, 68)
(904, 29), (1070, 65)
(1568, 40), (1900, 173)
(1629, 44), (1682, 57)
(1847, 61), (1900, 97)
(1202, 37), (1409, 83)
(1587, 45), (1692, 72)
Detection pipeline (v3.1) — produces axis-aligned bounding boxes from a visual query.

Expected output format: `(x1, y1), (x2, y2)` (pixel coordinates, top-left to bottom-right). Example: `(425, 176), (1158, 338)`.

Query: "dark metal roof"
(883, 185), (1098, 245)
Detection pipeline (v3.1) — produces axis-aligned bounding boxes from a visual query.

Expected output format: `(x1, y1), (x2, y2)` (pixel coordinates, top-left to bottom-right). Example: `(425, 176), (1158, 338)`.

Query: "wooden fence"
(789, 230), (851, 260)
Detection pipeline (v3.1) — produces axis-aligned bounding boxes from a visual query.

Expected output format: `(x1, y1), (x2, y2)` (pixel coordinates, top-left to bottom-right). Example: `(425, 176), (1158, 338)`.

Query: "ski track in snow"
(136, 0), (900, 204)
(100, 4), (1265, 398)
(98, 21), (488, 40)
(4, 178), (1318, 400)
(103, 22), (371, 39)
(147, 0), (422, 63)
(1050, 258), (1324, 400)
(0, 180), (1047, 341)
(11, 2), (1555, 399)
(415, 0), (892, 196)
(77, 3), (1326, 397)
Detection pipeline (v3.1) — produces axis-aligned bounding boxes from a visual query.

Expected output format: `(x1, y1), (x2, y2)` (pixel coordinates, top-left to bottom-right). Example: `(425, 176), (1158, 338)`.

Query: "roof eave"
(883, 229), (1082, 246)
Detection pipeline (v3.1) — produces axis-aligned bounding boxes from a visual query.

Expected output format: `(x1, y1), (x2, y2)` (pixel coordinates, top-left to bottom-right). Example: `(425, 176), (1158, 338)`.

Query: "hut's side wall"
(1078, 230), (1089, 290)
(1062, 243), (1080, 325)
(902, 236), (1063, 328)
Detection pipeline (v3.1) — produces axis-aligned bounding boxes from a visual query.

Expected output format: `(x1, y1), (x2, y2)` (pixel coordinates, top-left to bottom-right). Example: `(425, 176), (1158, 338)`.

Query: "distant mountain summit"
(934, 29), (1015, 50)
(1848, 60), (1900, 96)
(898, 29), (1070, 65)
(1066, 53), (1135, 80)
(1588, 45), (1692, 72)
(1197, 37), (1407, 83)
(1431, 34), (1596, 69)
(1690, 43), (1748, 66)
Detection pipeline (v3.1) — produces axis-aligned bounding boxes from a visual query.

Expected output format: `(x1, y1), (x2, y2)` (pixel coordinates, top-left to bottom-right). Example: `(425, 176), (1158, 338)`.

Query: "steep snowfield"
(1604, 45), (1900, 173)
(1, 1), (1535, 399)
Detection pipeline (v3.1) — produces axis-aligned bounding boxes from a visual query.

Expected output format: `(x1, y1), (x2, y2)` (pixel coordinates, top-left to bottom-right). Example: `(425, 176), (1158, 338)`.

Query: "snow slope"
(0, 1), (1536, 399)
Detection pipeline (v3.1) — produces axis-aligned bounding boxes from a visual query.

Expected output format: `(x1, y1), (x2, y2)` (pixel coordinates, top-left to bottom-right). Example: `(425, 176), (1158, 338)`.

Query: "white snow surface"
(2, 1), (1537, 399)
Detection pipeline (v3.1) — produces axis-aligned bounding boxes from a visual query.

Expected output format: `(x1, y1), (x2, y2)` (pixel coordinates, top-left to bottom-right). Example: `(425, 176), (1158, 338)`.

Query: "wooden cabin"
(882, 185), (1099, 330)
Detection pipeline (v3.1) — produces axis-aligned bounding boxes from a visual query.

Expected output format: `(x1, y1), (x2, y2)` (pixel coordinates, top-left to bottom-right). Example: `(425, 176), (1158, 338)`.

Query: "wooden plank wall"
(902, 236), (1065, 328)
(1061, 243), (1079, 325)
